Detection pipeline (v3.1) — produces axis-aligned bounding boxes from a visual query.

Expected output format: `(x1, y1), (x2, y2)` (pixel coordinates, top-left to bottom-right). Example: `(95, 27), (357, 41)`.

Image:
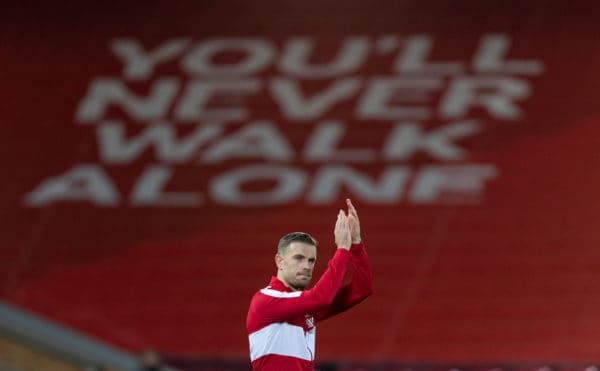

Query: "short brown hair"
(277, 232), (317, 254)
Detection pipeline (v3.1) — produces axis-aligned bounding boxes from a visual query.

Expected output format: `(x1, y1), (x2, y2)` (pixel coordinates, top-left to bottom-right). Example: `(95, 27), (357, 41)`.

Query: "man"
(246, 199), (373, 370)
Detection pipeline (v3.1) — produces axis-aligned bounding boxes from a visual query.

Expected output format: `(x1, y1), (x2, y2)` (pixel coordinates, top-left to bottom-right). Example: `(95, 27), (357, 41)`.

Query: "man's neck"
(276, 275), (302, 292)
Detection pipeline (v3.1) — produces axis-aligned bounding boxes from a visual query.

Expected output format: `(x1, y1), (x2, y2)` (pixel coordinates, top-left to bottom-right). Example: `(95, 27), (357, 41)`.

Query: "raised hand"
(346, 198), (361, 244)
(334, 210), (352, 250)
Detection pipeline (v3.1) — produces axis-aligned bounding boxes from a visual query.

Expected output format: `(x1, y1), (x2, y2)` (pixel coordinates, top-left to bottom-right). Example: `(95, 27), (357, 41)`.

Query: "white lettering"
(395, 35), (464, 75)
(175, 79), (261, 122)
(440, 77), (530, 119)
(384, 121), (480, 160)
(410, 165), (497, 204)
(181, 38), (275, 76)
(303, 121), (376, 162)
(357, 77), (440, 120)
(98, 122), (222, 163)
(474, 34), (544, 74)
(279, 37), (370, 78)
(25, 165), (119, 206)
(76, 78), (179, 123)
(110, 38), (190, 80)
(271, 78), (360, 121)
(309, 165), (410, 203)
(131, 165), (203, 206)
(210, 165), (306, 205)
(202, 122), (294, 163)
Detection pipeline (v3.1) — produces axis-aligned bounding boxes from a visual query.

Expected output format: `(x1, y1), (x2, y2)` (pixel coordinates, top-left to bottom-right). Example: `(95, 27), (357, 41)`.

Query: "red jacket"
(246, 242), (373, 371)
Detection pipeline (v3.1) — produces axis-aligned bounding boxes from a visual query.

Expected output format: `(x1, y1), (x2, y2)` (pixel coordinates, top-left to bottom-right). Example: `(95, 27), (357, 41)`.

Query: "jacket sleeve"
(315, 242), (373, 322)
(247, 248), (350, 332)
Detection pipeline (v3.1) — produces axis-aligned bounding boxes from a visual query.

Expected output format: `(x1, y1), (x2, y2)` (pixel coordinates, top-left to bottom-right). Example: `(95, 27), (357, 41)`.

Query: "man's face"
(276, 242), (317, 291)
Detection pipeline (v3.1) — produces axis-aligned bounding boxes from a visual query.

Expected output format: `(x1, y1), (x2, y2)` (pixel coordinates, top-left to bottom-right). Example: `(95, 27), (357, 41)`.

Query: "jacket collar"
(268, 276), (294, 292)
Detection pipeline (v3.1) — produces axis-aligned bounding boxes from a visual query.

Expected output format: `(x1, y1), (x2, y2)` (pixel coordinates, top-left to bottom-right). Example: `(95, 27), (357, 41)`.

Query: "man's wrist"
(352, 237), (362, 244)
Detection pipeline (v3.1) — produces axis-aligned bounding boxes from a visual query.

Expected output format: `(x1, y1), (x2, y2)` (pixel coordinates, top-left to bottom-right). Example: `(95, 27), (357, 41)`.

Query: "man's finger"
(339, 213), (347, 227)
(336, 210), (345, 228)
(346, 199), (358, 215)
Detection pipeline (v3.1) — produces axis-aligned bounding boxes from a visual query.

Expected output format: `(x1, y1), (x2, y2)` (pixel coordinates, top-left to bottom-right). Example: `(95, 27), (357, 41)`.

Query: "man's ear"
(275, 254), (283, 270)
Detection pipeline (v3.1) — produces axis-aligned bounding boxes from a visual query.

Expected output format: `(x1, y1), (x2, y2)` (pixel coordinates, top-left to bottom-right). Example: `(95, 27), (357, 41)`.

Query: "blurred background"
(1, 1), (600, 370)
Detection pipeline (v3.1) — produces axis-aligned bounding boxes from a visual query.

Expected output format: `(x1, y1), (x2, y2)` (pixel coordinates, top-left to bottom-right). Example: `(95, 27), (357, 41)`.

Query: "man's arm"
(247, 210), (353, 332)
(314, 241), (373, 321)
(248, 248), (349, 330)
(315, 199), (373, 321)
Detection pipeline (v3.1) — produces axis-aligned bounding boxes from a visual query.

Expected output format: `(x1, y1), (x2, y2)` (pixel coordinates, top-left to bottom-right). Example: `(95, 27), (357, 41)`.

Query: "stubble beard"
(290, 276), (310, 291)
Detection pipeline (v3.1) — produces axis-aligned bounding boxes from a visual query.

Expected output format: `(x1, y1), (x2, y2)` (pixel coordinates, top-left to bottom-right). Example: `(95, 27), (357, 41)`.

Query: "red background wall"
(2, 0), (600, 363)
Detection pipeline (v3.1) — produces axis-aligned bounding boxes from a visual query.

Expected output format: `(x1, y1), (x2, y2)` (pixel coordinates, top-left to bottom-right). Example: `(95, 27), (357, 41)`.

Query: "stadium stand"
(0, 301), (137, 371)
